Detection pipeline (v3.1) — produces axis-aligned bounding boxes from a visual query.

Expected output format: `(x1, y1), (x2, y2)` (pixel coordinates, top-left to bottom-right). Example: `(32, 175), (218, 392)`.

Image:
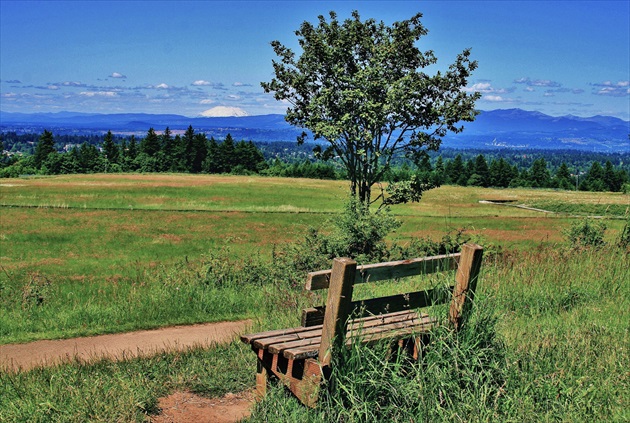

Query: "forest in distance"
(1, 127), (628, 193)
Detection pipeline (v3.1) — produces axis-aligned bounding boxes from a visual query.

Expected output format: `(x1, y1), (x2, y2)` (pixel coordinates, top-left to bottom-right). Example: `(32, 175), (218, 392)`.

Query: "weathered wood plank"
(241, 324), (322, 344)
(271, 311), (426, 355)
(306, 253), (460, 291)
(254, 327), (323, 350)
(449, 244), (484, 331)
(285, 315), (439, 360)
(301, 286), (453, 326)
(318, 257), (357, 368)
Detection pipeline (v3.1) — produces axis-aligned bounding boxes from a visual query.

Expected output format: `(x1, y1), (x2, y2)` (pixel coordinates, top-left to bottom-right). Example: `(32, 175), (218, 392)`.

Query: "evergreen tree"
(178, 125), (196, 172)
(140, 128), (160, 157)
(432, 155), (445, 185)
(603, 161), (619, 192)
(33, 130), (56, 168)
(127, 135), (138, 160)
(530, 157), (550, 188)
(191, 133), (208, 173)
(554, 162), (574, 190)
(159, 127), (173, 171)
(581, 161), (605, 191)
(218, 134), (236, 173)
(102, 130), (119, 165)
(203, 137), (220, 173)
(473, 154), (489, 187)
(448, 154), (465, 185)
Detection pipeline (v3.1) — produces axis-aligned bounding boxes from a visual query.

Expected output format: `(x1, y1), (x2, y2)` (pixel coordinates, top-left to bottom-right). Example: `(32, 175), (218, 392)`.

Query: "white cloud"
(61, 81), (85, 87)
(192, 80), (211, 86)
(514, 77), (562, 88)
(80, 91), (117, 97)
(463, 82), (514, 94)
(592, 80), (630, 97)
(199, 106), (249, 117)
(200, 99), (215, 104)
(483, 95), (505, 102)
(47, 85), (59, 90)
(232, 82), (253, 87)
(524, 87), (535, 92)
(227, 94), (241, 100)
(156, 83), (169, 89)
(110, 72), (127, 79)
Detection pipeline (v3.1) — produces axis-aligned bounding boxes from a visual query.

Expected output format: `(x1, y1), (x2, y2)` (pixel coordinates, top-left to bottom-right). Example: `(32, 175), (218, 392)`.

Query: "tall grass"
(248, 246), (629, 422)
(2, 246), (627, 422)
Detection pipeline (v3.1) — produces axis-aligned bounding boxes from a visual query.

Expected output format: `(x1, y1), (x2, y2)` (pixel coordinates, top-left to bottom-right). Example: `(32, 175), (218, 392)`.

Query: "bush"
(563, 218), (607, 249)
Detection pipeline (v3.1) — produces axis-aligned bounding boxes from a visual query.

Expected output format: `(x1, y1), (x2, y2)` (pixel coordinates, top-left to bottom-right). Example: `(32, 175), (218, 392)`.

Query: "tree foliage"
(262, 10), (480, 206)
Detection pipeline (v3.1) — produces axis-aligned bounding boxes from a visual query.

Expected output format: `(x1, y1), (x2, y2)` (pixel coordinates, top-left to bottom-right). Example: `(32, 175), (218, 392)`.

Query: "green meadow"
(1, 173), (628, 422)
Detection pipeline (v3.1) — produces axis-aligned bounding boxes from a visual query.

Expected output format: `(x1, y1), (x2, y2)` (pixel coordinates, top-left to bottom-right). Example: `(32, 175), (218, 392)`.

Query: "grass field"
(1, 173), (627, 343)
(0, 173), (628, 422)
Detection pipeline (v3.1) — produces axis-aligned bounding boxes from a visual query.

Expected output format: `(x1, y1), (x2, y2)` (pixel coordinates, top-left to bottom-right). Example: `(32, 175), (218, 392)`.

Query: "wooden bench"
(241, 243), (484, 407)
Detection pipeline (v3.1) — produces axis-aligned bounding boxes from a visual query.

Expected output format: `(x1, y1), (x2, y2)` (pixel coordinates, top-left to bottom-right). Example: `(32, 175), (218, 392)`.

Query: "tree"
(102, 130), (119, 165)
(140, 128), (160, 158)
(262, 11), (480, 206)
(33, 130), (56, 168)
(473, 154), (489, 187)
(191, 133), (208, 173)
(553, 162), (573, 190)
(530, 157), (550, 188)
(159, 127), (173, 171)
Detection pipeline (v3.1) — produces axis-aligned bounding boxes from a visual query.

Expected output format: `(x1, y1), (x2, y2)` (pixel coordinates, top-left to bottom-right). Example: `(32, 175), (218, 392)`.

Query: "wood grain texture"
(306, 254), (460, 290)
(318, 257), (357, 368)
(448, 243), (484, 331)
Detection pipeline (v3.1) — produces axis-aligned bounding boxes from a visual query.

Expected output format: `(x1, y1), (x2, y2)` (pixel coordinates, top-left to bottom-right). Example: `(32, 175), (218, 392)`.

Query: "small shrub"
(21, 272), (52, 309)
(563, 218), (607, 249)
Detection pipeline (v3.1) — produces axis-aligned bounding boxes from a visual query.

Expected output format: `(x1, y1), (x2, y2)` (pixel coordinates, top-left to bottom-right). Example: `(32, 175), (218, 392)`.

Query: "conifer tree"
(33, 130), (56, 168)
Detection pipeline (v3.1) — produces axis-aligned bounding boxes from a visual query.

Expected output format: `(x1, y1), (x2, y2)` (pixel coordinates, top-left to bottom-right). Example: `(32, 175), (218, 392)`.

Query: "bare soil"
(151, 391), (254, 423)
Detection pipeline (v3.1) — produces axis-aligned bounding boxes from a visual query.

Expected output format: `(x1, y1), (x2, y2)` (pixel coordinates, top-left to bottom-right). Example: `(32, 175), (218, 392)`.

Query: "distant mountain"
(1, 108), (628, 152)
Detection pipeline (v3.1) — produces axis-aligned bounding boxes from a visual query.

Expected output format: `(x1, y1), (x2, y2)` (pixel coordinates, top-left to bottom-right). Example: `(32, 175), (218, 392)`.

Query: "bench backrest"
(309, 243), (484, 368)
(301, 253), (461, 327)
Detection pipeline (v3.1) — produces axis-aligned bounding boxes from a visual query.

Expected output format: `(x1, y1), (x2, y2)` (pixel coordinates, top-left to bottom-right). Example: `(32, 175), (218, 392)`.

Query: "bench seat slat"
(285, 315), (438, 360)
(244, 309), (422, 345)
(241, 324), (322, 344)
(254, 327), (323, 350)
(266, 311), (428, 355)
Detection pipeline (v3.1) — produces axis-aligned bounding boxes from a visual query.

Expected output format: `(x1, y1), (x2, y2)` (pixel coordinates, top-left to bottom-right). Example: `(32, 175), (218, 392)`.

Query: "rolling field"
(0, 173), (627, 343)
(1, 173), (628, 422)
(2, 173), (627, 279)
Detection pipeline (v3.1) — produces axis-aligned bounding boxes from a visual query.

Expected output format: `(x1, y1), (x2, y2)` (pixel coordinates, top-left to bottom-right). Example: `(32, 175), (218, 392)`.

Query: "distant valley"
(1, 108), (628, 152)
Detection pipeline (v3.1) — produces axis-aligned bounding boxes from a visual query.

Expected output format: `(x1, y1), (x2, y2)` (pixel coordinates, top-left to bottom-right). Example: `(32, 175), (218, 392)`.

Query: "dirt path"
(2, 320), (256, 422)
(0, 319), (252, 372)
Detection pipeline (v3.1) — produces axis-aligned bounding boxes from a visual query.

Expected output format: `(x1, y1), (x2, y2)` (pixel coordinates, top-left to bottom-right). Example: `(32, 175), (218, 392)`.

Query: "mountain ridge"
(1, 108), (628, 152)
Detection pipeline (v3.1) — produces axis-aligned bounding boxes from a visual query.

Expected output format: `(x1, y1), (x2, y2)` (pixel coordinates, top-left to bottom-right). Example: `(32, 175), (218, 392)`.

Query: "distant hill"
(1, 108), (628, 152)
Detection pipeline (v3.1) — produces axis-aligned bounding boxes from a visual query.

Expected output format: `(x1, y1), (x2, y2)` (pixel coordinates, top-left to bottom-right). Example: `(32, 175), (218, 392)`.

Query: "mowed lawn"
(1, 173), (627, 279)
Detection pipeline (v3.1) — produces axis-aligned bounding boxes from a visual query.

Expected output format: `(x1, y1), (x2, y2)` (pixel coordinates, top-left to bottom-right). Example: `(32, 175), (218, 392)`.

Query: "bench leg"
(256, 358), (269, 398)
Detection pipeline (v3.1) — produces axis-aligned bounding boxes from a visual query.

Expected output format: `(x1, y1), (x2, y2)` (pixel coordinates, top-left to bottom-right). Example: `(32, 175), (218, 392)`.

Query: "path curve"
(0, 319), (252, 373)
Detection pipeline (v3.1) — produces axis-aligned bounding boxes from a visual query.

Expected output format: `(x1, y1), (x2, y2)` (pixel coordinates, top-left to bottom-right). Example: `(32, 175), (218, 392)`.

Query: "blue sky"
(1, 1), (628, 119)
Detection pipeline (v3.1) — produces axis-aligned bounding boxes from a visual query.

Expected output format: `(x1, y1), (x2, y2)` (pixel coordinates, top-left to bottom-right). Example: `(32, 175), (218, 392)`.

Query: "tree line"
(1, 127), (267, 176)
(1, 128), (628, 193)
(387, 153), (629, 193)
